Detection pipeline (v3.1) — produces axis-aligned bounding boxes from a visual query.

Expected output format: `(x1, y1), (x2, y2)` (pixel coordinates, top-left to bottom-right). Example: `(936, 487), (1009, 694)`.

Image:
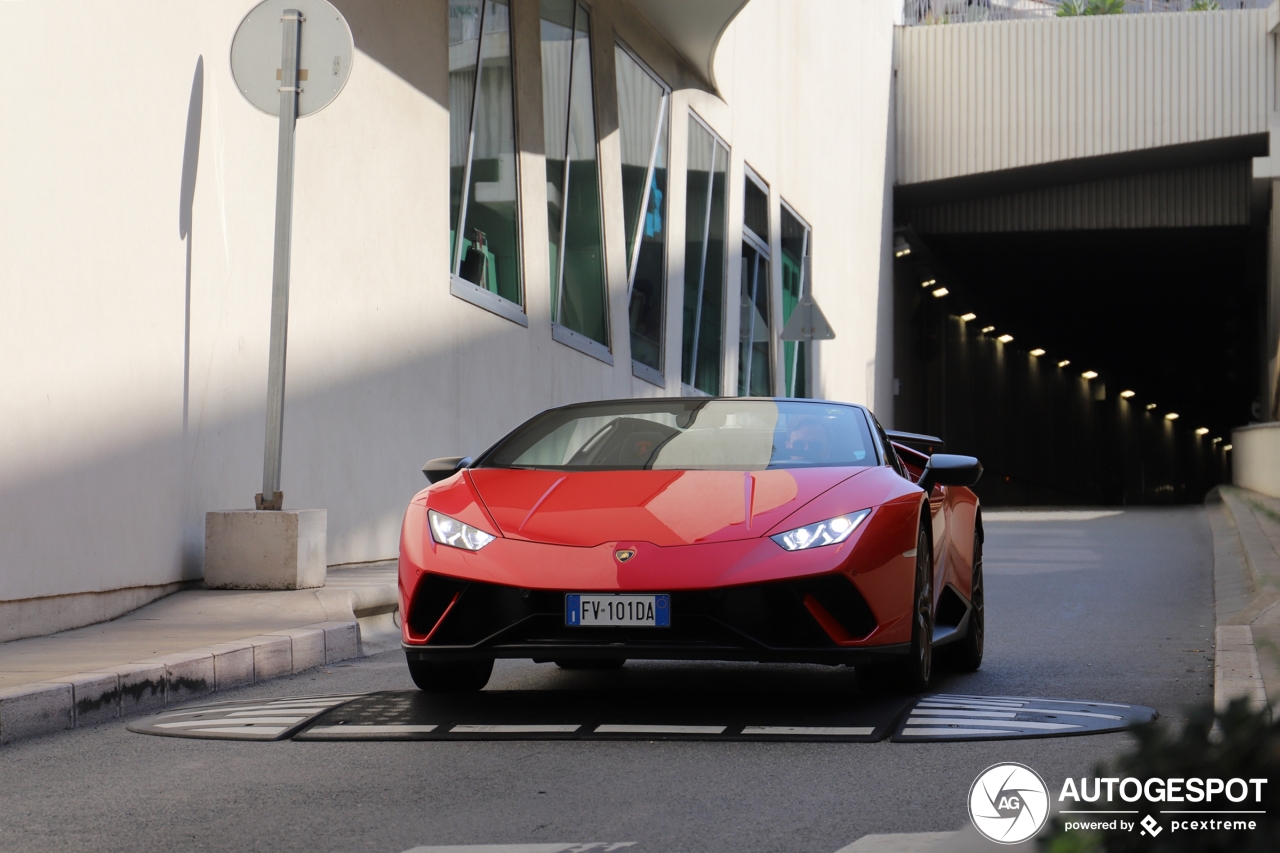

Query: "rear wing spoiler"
(885, 430), (943, 450)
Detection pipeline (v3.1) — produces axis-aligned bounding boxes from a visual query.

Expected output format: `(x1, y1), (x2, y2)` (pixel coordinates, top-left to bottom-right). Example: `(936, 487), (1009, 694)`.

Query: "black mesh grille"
(792, 574), (878, 640)
(407, 573), (468, 636)
(410, 572), (879, 651)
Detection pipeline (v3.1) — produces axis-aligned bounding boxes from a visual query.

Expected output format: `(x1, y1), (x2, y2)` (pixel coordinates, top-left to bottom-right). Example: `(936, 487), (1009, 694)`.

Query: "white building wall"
(0, 0), (897, 633)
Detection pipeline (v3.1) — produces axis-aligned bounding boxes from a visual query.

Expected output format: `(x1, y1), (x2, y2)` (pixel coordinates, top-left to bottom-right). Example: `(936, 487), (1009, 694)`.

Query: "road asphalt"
(0, 507), (1214, 853)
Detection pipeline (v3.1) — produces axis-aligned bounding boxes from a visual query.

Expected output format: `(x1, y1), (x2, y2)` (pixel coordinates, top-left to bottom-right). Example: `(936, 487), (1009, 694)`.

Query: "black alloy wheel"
(902, 522), (935, 690)
(554, 659), (627, 670)
(949, 528), (984, 672)
(407, 658), (494, 692)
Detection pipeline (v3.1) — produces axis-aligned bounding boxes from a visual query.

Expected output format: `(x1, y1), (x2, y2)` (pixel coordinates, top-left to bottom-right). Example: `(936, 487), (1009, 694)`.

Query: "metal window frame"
(740, 163), (772, 397)
(685, 110), (729, 394)
(450, 0), (525, 316)
(779, 198), (812, 398)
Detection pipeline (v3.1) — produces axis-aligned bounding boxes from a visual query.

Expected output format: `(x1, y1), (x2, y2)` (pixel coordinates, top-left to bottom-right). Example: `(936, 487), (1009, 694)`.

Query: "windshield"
(480, 399), (879, 471)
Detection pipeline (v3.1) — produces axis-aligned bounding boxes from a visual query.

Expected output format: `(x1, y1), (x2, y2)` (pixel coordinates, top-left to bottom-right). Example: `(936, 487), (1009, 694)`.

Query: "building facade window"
(681, 115), (728, 396)
(615, 45), (670, 378)
(449, 0), (521, 307)
(541, 0), (608, 348)
(780, 203), (811, 398)
(739, 167), (772, 397)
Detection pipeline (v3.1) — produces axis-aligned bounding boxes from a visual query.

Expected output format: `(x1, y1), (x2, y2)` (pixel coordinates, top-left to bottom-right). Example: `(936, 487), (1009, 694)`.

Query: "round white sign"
(230, 0), (353, 118)
(968, 762), (1050, 845)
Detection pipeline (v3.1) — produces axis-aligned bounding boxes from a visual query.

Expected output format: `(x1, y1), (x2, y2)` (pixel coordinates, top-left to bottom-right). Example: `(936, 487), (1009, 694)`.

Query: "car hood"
(466, 467), (867, 547)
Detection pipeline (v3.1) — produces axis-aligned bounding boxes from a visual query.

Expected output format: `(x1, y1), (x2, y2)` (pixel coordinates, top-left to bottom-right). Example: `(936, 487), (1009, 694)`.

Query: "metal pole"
(258, 9), (303, 511)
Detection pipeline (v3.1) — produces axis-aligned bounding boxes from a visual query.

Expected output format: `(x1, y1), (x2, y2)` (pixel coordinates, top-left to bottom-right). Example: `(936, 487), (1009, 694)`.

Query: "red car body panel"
(467, 467), (862, 547)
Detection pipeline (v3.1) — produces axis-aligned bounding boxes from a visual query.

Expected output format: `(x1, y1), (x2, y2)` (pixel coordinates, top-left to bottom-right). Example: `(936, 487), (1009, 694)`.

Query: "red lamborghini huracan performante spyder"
(398, 398), (983, 693)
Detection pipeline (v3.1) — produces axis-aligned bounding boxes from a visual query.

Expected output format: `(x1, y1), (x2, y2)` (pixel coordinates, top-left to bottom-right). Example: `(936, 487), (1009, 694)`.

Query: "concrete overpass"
(891, 4), (1280, 503)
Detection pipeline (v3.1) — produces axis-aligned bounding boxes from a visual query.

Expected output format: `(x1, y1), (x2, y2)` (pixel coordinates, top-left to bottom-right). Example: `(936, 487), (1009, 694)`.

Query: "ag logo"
(614, 549), (636, 563)
(968, 762), (1050, 844)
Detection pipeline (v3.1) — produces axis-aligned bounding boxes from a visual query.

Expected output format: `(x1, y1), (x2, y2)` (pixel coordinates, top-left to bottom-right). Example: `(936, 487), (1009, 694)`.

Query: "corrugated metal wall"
(905, 160), (1251, 232)
(896, 10), (1271, 186)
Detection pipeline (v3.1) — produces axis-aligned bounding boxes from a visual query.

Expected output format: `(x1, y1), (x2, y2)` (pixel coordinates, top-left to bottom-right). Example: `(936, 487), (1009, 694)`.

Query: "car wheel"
(948, 528), (984, 672)
(554, 659), (626, 670)
(859, 521), (934, 693)
(407, 658), (493, 692)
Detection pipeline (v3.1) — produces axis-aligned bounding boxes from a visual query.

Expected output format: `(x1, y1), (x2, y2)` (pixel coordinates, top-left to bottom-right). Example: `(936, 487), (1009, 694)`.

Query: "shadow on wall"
(331, 0), (449, 110)
(180, 55), (203, 437)
(0, 319), (542, 603)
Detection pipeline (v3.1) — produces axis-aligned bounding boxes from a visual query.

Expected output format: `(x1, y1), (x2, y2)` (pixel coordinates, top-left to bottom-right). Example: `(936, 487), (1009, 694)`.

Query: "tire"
(859, 521), (934, 693)
(554, 658), (626, 670)
(948, 528), (984, 672)
(407, 658), (493, 692)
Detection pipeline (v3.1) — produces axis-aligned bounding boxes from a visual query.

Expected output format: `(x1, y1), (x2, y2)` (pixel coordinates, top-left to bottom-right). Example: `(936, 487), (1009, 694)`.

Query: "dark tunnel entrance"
(892, 225), (1265, 506)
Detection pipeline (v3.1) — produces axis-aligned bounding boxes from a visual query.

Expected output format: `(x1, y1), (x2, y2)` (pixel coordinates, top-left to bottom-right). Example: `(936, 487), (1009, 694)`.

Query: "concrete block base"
(204, 509), (326, 590)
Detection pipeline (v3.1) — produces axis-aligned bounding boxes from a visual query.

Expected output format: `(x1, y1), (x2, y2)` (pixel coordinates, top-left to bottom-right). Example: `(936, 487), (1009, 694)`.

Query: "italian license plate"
(566, 594), (670, 627)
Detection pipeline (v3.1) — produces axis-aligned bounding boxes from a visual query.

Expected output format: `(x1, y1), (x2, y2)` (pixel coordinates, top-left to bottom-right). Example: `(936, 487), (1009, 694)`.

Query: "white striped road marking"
(155, 717), (308, 729)
(898, 727), (1019, 737)
(741, 726), (875, 736)
(918, 702), (1125, 719)
(225, 709), (329, 717)
(916, 696), (1024, 701)
(187, 726), (292, 736)
(911, 706), (1018, 712)
(307, 725), (439, 735)
(400, 844), (637, 853)
(593, 724), (726, 735)
(931, 694), (1133, 708)
(905, 718), (1081, 730)
(450, 724), (581, 734)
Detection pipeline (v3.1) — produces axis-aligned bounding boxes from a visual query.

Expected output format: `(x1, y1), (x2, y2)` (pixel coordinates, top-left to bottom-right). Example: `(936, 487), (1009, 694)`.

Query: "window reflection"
(739, 171), (772, 397)
(681, 117), (728, 395)
(449, 0), (520, 305)
(780, 205), (811, 397)
(615, 47), (669, 374)
(542, 0), (608, 347)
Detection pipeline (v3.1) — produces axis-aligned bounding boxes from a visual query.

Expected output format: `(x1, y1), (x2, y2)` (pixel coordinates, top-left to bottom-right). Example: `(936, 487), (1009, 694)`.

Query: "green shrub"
(1040, 699), (1280, 851)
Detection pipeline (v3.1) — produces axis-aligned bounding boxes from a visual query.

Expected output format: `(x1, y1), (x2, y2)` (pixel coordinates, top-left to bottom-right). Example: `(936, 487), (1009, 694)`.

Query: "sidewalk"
(1208, 486), (1280, 715)
(0, 561), (399, 744)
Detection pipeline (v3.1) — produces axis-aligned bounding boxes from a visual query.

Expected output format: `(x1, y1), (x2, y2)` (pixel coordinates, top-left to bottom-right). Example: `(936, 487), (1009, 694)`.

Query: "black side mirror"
(422, 456), (473, 484)
(918, 453), (982, 494)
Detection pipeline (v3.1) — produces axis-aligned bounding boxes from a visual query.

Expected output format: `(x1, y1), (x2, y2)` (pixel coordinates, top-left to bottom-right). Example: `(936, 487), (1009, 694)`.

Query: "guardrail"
(903, 0), (1269, 26)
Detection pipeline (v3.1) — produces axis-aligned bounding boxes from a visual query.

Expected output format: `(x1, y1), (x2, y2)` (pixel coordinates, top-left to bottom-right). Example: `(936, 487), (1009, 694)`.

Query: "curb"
(1208, 487), (1277, 717)
(0, 620), (361, 745)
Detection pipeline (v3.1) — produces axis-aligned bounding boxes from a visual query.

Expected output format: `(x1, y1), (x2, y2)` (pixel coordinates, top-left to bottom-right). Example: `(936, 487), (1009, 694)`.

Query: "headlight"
(428, 509), (496, 551)
(771, 509), (871, 551)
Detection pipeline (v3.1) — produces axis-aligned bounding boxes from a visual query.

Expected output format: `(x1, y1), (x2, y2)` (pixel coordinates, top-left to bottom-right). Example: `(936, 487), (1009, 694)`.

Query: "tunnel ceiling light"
(1213, 437), (1222, 444)
(920, 278), (937, 288)
(1081, 370), (1098, 379)
(1030, 348), (1045, 357)
(997, 334), (1014, 343)
(1057, 359), (1071, 368)
(1165, 412), (1179, 421)
(894, 237), (911, 258)
(981, 326), (996, 334)
(932, 287), (949, 298)
(1120, 390), (1136, 398)
(960, 312), (977, 322)
(1146, 403), (1158, 411)
(1195, 427), (1209, 436)
(1224, 444), (1233, 451)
